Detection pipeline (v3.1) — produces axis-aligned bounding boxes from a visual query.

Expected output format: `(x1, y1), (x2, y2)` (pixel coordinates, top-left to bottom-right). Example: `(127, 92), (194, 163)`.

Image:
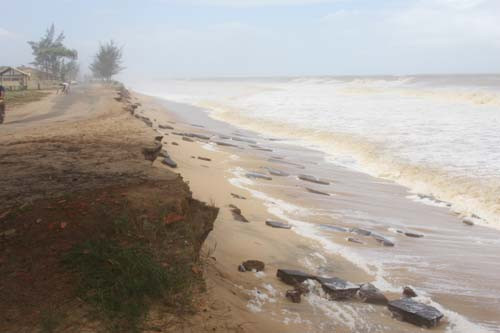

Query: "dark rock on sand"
(172, 142), (179, 146)
(403, 286), (418, 298)
(142, 142), (162, 162)
(213, 141), (239, 148)
(463, 218), (475, 226)
(264, 167), (289, 177)
(190, 123), (204, 128)
(277, 269), (316, 286)
(347, 237), (363, 244)
(182, 137), (194, 142)
(230, 193), (246, 200)
(268, 158), (305, 169)
(198, 156), (211, 161)
(246, 172), (272, 181)
(350, 227), (372, 236)
(265, 220), (292, 229)
(371, 233), (395, 247)
(388, 298), (443, 328)
(187, 133), (211, 140)
(250, 145), (273, 152)
(298, 174), (330, 185)
(154, 136), (163, 142)
(159, 124), (174, 130)
(358, 283), (388, 305)
(316, 277), (360, 300)
(239, 260), (265, 272)
(286, 289), (302, 303)
(320, 225), (349, 233)
(161, 155), (177, 168)
(231, 136), (257, 144)
(404, 232), (424, 238)
(229, 204), (249, 223)
(305, 187), (330, 196)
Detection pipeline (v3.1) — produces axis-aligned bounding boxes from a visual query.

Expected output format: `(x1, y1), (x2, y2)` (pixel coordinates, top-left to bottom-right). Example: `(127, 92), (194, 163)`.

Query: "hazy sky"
(1, 0), (500, 79)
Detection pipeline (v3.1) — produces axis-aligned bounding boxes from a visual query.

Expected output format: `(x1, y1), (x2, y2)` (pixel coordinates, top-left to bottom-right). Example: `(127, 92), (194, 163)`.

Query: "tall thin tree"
(89, 41), (124, 81)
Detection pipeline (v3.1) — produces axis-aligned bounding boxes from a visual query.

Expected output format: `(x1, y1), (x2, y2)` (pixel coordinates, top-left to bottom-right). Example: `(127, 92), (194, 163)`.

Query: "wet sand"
(134, 93), (500, 333)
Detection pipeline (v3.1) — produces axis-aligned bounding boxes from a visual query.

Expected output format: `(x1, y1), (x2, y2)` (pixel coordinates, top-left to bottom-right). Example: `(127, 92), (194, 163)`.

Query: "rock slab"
(277, 269), (316, 285)
(316, 277), (360, 300)
(265, 220), (291, 229)
(388, 298), (443, 328)
(358, 283), (388, 305)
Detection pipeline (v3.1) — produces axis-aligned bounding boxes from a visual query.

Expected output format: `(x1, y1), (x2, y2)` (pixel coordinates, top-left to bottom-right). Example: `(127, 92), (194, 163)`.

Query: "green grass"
(4, 90), (51, 107)
(63, 239), (190, 332)
(39, 309), (60, 333)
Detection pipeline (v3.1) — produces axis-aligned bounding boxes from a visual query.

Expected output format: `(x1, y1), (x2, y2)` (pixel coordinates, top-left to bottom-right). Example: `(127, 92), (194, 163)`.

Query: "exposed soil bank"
(0, 85), (222, 332)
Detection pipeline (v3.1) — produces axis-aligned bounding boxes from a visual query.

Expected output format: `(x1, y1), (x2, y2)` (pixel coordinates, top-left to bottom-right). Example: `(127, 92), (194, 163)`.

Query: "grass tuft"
(63, 239), (188, 332)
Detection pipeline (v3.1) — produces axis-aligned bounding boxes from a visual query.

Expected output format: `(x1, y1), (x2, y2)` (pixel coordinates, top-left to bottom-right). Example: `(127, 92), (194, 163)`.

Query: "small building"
(0, 67), (31, 90)
(18, 66), (56, 81)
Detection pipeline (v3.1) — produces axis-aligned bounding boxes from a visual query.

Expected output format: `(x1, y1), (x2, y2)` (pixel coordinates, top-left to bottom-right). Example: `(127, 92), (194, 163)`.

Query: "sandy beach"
(132, 90), (500, 333)
(1, 83), (498, 332)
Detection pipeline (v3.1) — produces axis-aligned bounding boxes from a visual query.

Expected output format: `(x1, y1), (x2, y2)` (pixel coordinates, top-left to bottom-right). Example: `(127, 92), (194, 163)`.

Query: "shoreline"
(133, 91), (499, 332)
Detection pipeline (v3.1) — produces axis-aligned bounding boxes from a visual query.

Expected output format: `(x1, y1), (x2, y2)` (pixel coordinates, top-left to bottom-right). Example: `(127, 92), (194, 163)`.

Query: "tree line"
(28, 24), (124, 82)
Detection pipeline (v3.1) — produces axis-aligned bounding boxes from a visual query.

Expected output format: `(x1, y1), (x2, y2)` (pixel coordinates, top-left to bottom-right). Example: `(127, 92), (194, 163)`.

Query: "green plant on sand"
(63, 238), (190, 332)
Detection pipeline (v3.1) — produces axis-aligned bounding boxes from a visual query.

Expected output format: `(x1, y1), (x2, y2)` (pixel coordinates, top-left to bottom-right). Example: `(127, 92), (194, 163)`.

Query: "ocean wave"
(208, 102), (500, 230)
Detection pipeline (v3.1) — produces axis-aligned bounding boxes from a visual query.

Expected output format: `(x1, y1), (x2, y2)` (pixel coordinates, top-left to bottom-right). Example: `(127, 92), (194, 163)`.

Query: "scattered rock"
(305, 187), (330, 196)
(371, 233), (395, 247)
(142, 142), (162, 162)
(263, 167), (289, 177)
(462, 218), (474, 226)
(350, 227), (372, 236)
(298, 174), (330, 185)
(388, 298), (443, 328)
(277, 269), (316, 285)
(246, 172), (272, 181)
(403, 286), (418, 298)
(159, 124), (174, 130)
(358, 283), (388, 305)
(229, 205), (249, 223)
(187, 133), (211, 140)
(172, 142), (179, 146)
(265, 220), (292, 229)
(154, 136), (163, 142)
(190, 124), (204, 128)
(250, 145), (273, 152)
(227, 137), (255, 145)
(230, 193), (246, 200)
(286, 290), (302, 303)
(161, 156), (177, 168)
(268, 158), (305, 169)
(198, 157), (211, 161)
(347, 237), (363, 244)
(239, 260), (265, 272)
(213, 141), (239, 148)
(404, 232), (424, 238)
(316, 277), (360, 300)
(320, 225), (349, 232)
(182, 137), (194, 142)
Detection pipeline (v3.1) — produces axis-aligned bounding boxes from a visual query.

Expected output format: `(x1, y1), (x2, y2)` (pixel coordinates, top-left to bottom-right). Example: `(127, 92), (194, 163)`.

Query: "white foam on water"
(201, 142), (219, 152)
(245, 286), (277, 313)
(229, 167), (490, 333)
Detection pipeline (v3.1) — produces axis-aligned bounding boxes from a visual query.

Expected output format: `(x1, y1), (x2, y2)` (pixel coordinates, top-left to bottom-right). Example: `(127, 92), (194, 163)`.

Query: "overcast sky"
(1, 0), (499, 79)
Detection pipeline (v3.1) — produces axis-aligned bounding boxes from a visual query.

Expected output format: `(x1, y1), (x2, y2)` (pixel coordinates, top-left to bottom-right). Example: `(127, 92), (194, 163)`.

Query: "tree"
(89, 41), (124, 81)
(28, 24), (78, 80)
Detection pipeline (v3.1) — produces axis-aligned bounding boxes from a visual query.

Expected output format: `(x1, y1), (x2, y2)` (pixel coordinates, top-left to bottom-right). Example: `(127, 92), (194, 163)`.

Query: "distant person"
(57, 82), (69, 95)
(0, 84), (5, 124)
